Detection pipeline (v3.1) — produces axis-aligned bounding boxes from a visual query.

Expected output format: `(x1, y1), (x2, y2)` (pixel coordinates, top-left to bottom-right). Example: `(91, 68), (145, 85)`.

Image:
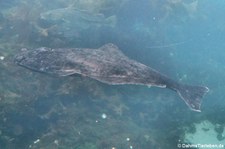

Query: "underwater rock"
(217, 134), (225, 141)
(184, 120), (225, 146)
(215, 124), (224, 134)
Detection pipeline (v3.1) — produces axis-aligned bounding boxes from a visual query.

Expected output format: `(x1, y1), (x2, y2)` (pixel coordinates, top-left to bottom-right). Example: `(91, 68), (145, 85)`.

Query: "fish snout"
(14, 48), (28, 64)
(14, 54), (25, 64)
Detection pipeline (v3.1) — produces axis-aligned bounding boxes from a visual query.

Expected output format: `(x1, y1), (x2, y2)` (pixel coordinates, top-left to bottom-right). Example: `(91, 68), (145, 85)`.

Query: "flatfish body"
(14, 43), (209, 112)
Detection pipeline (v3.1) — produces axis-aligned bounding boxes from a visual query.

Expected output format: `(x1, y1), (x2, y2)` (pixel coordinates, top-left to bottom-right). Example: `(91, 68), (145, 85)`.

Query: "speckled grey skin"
(14, 43), (209, 112)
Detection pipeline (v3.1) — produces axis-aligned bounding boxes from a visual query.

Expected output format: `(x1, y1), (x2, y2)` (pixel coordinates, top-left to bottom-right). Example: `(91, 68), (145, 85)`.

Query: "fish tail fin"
(176, 84), (209, 112)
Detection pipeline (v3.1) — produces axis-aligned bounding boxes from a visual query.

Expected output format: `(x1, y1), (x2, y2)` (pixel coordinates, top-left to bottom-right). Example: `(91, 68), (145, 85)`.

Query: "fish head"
(14, 47), (52, 73)
(14, 48), (30, 65)
(40, 7), (74, 23)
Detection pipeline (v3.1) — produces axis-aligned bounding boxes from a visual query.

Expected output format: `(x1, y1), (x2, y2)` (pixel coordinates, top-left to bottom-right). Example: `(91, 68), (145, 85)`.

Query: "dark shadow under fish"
(14, 43), (209, 112)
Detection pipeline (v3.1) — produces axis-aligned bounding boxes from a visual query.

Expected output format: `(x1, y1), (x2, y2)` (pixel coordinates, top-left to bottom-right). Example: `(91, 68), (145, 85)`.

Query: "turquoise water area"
(0, 0), (225, 149)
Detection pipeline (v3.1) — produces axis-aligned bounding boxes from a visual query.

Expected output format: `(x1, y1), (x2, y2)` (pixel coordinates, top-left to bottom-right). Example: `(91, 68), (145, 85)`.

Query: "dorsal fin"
(99, 43), (125, 56)
(99, 43), (119, 50)
(99, 43), (126, 57)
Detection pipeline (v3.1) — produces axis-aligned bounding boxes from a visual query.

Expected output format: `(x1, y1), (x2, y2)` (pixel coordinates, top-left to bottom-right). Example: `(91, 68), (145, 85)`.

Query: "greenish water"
(0, 0), (224, 149)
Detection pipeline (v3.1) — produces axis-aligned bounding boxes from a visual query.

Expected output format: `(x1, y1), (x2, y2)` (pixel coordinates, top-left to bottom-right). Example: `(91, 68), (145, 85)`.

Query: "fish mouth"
(14, 48), (29, 65)
(14, 54), (25, 65)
